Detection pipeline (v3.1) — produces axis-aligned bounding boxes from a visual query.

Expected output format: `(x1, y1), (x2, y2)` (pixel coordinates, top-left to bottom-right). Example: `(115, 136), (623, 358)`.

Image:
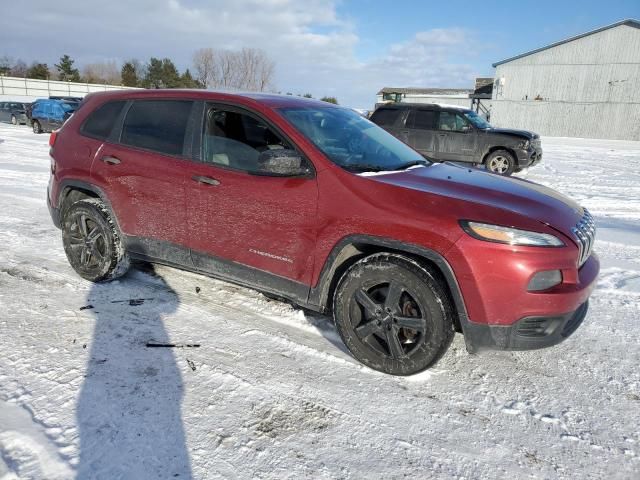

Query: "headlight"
(518, 139), (530, 149)
(460, 221), (564, 247)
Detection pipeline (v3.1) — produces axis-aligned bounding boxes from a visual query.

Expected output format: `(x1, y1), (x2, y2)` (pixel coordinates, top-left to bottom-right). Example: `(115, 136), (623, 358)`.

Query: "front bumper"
(515, 146), (542, 168)
(463, 301), (589, 352)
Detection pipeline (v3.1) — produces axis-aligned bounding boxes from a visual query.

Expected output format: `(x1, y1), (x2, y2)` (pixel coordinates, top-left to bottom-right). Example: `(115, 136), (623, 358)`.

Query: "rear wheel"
(333, 253), (454, 375)
(62, 199), (130, 282)
(32, 120), (42, 134)
(485, 150), (516, 176)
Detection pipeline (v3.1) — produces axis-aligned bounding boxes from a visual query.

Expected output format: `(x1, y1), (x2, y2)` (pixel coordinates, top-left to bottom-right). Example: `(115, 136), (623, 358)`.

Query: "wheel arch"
(309, 235), (469, 332)
(56, 180), (121, 232)
(482, 146), (517, 164)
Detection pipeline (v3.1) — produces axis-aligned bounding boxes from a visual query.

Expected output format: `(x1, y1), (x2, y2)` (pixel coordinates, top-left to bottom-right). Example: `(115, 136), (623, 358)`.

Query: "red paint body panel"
(48, 89), (599, 330)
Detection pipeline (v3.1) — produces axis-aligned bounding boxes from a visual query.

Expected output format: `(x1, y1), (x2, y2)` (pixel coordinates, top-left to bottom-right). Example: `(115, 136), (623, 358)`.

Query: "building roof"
(492, 18), (640, 67)
(377, 87), (472, 95)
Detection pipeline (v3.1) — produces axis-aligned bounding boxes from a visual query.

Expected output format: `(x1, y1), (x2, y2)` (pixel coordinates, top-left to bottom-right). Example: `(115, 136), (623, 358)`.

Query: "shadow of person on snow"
(76, 264), (192, 479)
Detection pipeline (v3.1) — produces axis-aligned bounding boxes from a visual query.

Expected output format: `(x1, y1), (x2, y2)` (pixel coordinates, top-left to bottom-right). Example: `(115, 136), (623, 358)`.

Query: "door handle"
(192, 175), (220, 186)
(101, 155), (121, 165)
(401, 130), (410, 135)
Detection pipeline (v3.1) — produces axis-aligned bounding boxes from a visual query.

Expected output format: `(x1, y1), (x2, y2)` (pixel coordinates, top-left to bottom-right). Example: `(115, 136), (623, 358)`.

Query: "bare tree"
(192, 48), (215, 88)
(192, 47), (275, 92)
(82, 60), (121, 85)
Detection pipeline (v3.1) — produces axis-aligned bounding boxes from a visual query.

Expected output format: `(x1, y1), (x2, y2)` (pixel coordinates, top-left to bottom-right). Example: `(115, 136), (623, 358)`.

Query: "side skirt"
(123, 236), (316, 311)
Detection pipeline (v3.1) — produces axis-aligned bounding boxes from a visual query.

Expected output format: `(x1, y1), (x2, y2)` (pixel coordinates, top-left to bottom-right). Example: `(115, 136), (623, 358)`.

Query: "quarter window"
(81, 101), (126, 140)
(370, 108), (401, 127)
(202, 106), (290, 172)
(121, 100), (193, 156)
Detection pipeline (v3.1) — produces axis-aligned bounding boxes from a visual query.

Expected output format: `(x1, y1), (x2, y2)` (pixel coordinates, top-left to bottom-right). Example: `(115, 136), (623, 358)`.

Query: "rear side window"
(120, 100), (193, 156)
(370, 108), (401, 126)
(407, 109), (436, 130)
(81, 101), (126, 140)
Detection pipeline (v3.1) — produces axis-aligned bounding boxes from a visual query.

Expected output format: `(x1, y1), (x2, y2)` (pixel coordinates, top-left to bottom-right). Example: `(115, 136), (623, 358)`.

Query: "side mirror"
(256, 149), (311, 177)
(460, 124), (472, 133)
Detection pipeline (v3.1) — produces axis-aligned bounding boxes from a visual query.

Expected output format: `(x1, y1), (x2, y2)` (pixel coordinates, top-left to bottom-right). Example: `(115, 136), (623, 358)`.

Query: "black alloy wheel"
(333, 253), (454, 375)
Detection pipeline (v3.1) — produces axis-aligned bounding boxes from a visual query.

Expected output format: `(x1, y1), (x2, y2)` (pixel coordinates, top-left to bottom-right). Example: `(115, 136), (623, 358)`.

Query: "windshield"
(279, 106), (429, 172)
(463, 111), (491, 129)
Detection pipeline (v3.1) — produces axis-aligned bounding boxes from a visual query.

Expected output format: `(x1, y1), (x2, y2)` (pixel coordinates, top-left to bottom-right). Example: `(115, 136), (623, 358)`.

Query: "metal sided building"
(490, 19), (640, 140)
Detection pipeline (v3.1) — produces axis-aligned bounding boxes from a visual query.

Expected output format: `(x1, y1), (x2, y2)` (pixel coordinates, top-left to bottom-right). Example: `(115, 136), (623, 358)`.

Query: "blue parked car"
(31, 98), (80, 134)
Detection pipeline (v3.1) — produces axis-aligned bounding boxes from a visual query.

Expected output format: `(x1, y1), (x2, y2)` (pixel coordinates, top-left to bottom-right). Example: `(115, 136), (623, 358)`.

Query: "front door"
(186, 104), (318, 288)
(90, 99), (196, 263)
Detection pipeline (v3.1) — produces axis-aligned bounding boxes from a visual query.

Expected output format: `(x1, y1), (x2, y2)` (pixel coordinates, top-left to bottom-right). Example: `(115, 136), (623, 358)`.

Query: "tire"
(61, 198), (130, 282)
(485, 150), (516, 176)
(11, 115), (17, 125)
(32, 120), (42, 134)
(333, 253), (454, 375)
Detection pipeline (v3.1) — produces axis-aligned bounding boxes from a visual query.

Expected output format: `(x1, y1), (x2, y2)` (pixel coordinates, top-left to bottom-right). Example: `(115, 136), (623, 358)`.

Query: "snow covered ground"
(0, 123), (639, 479)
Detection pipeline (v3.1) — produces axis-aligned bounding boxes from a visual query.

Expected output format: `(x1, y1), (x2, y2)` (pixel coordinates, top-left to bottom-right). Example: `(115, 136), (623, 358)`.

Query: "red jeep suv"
(47, 90), (599, 375)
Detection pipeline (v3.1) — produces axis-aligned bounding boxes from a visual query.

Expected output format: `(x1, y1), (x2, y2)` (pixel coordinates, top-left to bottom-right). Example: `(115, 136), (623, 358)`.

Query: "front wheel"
(485, 150), (516, 176)
(333, 253), (454, 375)
(32, 120), (42, 134)
(62, 199), (130, 282)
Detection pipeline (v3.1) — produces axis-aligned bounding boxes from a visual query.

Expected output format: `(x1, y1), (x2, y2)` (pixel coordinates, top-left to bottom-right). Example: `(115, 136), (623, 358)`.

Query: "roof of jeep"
(82, 89), (335, 109)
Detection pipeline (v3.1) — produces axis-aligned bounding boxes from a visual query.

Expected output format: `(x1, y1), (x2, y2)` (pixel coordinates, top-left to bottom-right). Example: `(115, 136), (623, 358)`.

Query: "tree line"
(0, 51), (338, 103)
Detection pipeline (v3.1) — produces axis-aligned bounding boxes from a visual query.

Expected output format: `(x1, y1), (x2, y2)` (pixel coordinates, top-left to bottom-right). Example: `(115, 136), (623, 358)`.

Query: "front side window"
(437, 111), (469, 132)
(279, 106), (428, 172)
(121, 100), (193, 156)
(202, 106), (290, 172)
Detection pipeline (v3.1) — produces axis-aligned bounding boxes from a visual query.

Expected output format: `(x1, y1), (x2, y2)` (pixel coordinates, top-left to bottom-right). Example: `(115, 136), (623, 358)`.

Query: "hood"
(485, 127), (539, 140)
(368, 163), (583, 237)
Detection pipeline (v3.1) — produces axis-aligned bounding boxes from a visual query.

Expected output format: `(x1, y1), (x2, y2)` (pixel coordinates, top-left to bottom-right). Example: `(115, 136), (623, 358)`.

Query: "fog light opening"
(528, 270), (562, 292)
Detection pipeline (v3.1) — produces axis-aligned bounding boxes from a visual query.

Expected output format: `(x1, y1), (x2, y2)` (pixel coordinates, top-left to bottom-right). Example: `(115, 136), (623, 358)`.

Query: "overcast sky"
(2, 0), (639, 107)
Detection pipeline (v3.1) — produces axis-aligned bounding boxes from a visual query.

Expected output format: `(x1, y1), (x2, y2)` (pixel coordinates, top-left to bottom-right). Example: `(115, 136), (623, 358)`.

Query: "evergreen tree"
(26, 62), (49, 80)
(55, 54), (80, 82)
(180, 68), (202, 88)
(121, 61), (139, 87)
(320, 96), (338, 104)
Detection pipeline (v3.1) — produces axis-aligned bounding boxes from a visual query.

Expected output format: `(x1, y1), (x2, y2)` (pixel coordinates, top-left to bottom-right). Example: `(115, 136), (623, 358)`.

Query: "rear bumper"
(463, 301), (589, 352)
(47, 185), (62, 228)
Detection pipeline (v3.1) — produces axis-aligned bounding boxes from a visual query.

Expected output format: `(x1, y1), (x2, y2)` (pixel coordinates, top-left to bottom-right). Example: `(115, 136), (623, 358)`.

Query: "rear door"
(403, 108), (438, 158)
(435, 111), (477, 162)
(0, 103), (7, 122)
(90, 99), (196, 263)
(186, 102), (318, 288)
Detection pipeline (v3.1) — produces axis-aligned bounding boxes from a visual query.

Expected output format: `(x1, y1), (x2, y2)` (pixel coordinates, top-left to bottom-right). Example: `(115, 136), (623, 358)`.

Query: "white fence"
(0, 75), (137, 101)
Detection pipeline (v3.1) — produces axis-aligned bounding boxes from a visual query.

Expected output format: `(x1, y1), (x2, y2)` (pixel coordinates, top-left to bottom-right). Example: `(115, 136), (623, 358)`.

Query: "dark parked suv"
(370, 103), (542, 175)
(0, 101), (29, 125)
(47, 90), (598, 375)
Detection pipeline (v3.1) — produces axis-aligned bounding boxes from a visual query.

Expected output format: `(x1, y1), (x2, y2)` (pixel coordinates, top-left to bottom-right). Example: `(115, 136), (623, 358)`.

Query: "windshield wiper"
(342, 163), (388, 173)
(395, 159), (429, 170)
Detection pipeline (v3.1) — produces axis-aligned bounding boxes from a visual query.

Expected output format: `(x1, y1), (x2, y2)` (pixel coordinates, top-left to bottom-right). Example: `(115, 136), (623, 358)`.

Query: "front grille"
(572, 208), (596, 267)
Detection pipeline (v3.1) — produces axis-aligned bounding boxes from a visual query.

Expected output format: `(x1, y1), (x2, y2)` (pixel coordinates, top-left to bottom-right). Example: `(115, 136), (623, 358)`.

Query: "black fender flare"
(308, 234), (470, 328)
(53, 179), (120, 231)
